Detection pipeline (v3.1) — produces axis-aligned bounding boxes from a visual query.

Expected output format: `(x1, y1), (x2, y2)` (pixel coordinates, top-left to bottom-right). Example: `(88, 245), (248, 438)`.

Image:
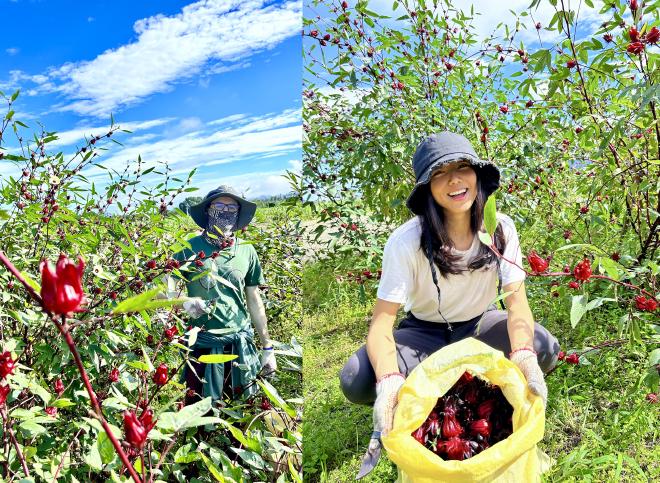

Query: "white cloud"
(41, 0), (301, 117)
(191, 169), (296, 200)
(6, 48), (19, 56)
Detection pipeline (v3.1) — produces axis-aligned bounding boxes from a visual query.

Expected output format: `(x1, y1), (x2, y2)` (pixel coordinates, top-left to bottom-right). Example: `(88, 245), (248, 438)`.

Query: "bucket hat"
(188, 185), (256, 231)
(406, 132), (500, 215)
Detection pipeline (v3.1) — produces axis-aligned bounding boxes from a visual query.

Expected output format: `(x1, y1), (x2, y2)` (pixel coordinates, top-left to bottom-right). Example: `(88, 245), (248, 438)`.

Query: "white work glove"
(260, 348), (277, 377)
(373, 373), (405, 438)
(510, 349), (547, 407)
(182, 298), (209, 319)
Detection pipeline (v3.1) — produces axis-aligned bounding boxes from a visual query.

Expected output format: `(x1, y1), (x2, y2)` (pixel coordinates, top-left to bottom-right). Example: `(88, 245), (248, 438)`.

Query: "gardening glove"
(260, 348), (277, 377)
(373, 373), (405, 438)
(182, 298), (209, 319)
(510, 349), (547, 407)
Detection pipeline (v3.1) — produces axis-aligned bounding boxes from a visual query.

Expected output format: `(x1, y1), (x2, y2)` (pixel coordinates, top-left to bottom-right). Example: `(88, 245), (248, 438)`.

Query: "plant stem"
(0, 408), (30, 477)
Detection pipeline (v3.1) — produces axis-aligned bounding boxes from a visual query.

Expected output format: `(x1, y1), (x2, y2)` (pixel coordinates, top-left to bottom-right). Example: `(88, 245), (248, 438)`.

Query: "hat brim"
(406, 157), (500, 215)
(188, 192), (257, 230)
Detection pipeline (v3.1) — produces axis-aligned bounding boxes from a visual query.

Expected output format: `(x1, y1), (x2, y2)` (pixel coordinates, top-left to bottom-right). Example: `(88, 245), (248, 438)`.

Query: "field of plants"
(0, 93), (304, 482)
(302, 0), (659, 481)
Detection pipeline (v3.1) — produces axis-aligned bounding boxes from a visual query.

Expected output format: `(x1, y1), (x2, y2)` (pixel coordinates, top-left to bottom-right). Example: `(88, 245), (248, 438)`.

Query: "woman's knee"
(534, 325), (560, 373)
(339, 348), (376, 405)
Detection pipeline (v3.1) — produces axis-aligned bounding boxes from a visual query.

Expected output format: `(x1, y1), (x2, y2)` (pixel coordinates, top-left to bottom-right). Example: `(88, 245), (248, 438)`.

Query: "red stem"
(0, 408), (30, 477)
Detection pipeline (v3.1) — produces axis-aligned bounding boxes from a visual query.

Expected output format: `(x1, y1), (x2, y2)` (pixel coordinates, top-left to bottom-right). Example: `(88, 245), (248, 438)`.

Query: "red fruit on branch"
(629, 0), (638, 12)
(535, 22), (542, 30)
(146, 259), (157, 269)
(53, 378), (65, 396)
(557, 351), (565, 361)
(626, 42), (645, 55)
(645, 27), (660, 44)
(628, 27), (640, 42)
(525, 100), (534, 107)
(0, 384), (10, 406)
(342, 1), (348, 9)
(563, 230), (572, 240)
(575, 126), (583, 133)
(153, 364), (168, 386)
(0, 352), (16, 379)
(39, 254), (86, 315)
(646, 393), (659, 403)
(566, 353), (580, 364)
(566, 59), (577, 68)
(526, 251), (549, 273)
(603, 33), (613, 43)
(123, 410), (150, 450)
(579, 206), (589, 214)
(260, 397), (273, 410)
(611, 252), (620, 262)
(109, 367), (120, 383)
(635, 296), (658, 312)
(164, 325), (179, 340)
(568, 281), (580, 289)
(310, 30), (318, 38)
(45, 406), (57, 417)
(499, 105), (508, 114)
(573, 259), (592, 281)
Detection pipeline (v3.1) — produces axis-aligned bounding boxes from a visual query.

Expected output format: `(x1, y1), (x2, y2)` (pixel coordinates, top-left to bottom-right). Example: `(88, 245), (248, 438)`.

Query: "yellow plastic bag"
(382, 338), (551, 482)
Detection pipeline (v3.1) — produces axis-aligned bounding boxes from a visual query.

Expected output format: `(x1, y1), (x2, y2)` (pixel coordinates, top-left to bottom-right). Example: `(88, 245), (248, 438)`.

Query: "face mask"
(203, 207), (239, 248)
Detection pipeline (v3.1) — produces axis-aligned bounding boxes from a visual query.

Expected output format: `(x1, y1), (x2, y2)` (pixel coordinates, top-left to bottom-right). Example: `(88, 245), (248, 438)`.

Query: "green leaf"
(110, 287), (187, 314)
(51, 398), (76, 408)
(570, 294), (588, 328)
(483, 195), (497, 236)
(231, 447), (266, 470)
(198, 354), (238, 364)
(598, 257), (620, 281)
(18, 420), (48, 437)
(199, 452), (225, 482)
(156, 397), (224, 432)
(257, 379), (296, 418)
(98, 432), (116, 465)
(84, 439), (103, 471)
(477, 231), (493, 246)
(648, 348), (660, 366)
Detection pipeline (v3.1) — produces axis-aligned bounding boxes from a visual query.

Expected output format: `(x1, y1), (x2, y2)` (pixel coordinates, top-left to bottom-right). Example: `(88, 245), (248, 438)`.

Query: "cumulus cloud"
(41, 0), (301, 117)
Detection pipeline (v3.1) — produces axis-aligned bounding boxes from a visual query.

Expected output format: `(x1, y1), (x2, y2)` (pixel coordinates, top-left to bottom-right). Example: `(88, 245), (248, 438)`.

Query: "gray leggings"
(339, 309), (560, 404)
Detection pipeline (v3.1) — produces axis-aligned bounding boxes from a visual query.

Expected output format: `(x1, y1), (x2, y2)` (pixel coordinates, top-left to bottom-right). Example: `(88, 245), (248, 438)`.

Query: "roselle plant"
(0, 94), (303, 481)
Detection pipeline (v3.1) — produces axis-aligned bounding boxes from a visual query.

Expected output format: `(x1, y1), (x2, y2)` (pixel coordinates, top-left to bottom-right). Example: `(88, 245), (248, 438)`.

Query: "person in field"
(339, 132), (560, 442)
(162, 185), (276, 404)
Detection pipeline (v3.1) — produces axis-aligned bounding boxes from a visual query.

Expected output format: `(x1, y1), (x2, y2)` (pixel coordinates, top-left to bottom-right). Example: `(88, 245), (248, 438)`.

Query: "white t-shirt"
(376, 213), (526, 323)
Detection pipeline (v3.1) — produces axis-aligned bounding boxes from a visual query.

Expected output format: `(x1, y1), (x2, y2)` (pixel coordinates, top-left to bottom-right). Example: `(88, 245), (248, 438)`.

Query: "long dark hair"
(419, 173), (506, 290)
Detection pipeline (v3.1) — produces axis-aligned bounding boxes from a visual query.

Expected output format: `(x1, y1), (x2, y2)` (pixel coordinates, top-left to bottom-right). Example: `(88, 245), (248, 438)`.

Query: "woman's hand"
(510, 349), (547, 406)
(373, 373), (405, 437)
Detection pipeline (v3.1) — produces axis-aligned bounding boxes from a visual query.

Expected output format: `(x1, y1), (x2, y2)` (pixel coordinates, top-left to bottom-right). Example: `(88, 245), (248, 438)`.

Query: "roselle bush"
(0, 94), (303, 482)
(411, 372), (513, 461)
(303, 0), (659, 395)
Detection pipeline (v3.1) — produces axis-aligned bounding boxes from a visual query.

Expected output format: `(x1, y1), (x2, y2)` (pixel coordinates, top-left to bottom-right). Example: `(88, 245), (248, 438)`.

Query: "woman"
(340, 132), (560, 443)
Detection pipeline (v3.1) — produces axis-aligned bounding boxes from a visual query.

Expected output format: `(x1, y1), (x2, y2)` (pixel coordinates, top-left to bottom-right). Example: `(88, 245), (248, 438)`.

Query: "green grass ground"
(302, 260), (660, 482)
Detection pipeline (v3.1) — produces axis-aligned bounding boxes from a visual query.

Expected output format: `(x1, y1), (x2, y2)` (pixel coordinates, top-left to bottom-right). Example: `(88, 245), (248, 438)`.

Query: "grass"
(302, 259), (660, 482)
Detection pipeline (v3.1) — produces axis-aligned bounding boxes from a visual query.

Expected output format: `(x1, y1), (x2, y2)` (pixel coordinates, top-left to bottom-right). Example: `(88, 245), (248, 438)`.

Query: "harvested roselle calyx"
(463, 384), (479, 405)
(477, 399), (496, 419)
(426, 411), (440, 436)
(442, 411), (463, 438)
(445, 437), (473, 460)
(456, 371), (474, 387)
(469, 418), (491, 438)
(412, 425), (427, 444)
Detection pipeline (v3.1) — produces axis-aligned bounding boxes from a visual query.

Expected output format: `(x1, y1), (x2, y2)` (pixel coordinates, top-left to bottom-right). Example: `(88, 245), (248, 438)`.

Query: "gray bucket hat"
(188, 185), (257, 231)
(406, 132), (500, 215)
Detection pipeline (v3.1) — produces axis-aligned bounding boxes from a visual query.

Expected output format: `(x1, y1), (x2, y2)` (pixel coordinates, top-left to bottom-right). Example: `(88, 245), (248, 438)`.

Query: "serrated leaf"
(51, 398), (76, 408)
(257, 379), (296, 418)
(156, 397), (224, 432)
(570, 295), (588, 328)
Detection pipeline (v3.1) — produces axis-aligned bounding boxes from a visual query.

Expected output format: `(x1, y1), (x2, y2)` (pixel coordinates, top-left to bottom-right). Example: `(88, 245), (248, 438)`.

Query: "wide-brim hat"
(188, 185), (257, 231)
(406, 132), (500, 216)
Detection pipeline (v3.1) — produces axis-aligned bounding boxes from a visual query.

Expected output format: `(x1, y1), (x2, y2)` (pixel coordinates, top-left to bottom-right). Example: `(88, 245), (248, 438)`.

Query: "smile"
(448, 188), (468, 199)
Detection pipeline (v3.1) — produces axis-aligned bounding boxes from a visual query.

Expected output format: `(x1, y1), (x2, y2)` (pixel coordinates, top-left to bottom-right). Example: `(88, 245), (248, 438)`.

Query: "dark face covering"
(203, 206), (239, 248)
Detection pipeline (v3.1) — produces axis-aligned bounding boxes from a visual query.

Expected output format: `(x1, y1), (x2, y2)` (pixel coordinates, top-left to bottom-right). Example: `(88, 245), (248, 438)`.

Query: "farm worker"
(339, 133), (560, 463)
(161, 185), (276, 403)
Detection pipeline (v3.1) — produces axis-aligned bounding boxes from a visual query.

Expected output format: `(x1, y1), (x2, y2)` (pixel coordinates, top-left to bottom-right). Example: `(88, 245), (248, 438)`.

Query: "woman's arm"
(366, 298), (401, 379)
(502, 280), (535, 350)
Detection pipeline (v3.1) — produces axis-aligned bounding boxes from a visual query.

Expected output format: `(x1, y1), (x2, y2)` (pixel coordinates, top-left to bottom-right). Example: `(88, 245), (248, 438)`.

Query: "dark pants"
(184, 344), (235, 405)
(339, 309), (560, 404)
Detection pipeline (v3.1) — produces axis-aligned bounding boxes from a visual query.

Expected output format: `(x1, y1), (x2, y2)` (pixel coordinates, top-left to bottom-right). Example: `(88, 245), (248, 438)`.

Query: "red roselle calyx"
(53, 378), (65, 396)
(153, 364), (168, 386)
(0, 352), (16, 379)
(635, 296), (658, 312)
(164, 325), (179, 340)
(526, 251), (549, 273)
(469, 419), (491, 437)
(123, 408), (156, 450)
(0, 384), (10, 406)
(442, 411), (463, 438)
(109, 367), (120, 383)
(39, 254), (86, 315)
(573, 259), (592, 281)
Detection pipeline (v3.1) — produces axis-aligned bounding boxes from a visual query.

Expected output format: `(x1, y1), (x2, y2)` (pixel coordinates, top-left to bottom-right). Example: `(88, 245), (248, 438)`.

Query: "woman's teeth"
(449, 188), (468, 197)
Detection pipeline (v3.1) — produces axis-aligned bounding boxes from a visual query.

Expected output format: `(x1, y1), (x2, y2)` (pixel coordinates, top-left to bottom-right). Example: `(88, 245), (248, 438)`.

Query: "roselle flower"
(0, 384), (10, 406)
(526, 251), (549, 274)
(477, 399), (495, 419)
(0, 352), (15, 379)
(645, 27), (660, 44)
(53, 378), (64, 396)
(627, 42), (645, 55)
(164, 325), (179, 341)
(629, 27), (640, 42)
(39, 254), (86, 315)
(123, 410), (148, 449)
(412, 425), (427, 444)
(445, 437), (472, 460)
(573, 259), (592, 281)
(442, 412), (463, 438)
(45, 406), (57, 417)
(152, 364), (168, 386)
(469, 418), (491, 438)
(109, 367), (120, 383)
(566, 353), (580, 364)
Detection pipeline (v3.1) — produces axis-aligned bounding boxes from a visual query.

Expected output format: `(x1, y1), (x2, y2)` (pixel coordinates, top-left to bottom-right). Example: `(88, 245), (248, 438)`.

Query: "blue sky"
(0, 0), (302, 203)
